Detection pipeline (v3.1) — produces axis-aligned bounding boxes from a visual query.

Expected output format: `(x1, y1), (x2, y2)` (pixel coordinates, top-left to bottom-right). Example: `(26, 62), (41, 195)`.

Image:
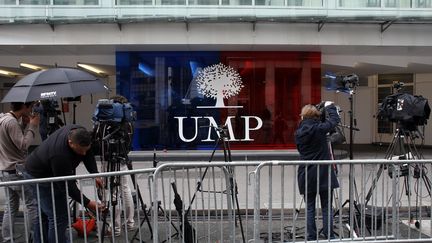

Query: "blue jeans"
(24, 172), (70, 243)
(305, 190), (334, 241)
(1, 171), (37, 243)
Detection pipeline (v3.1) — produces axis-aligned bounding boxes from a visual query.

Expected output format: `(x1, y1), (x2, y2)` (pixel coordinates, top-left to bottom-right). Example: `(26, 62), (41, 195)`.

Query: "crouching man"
(24, 125), (104, 243)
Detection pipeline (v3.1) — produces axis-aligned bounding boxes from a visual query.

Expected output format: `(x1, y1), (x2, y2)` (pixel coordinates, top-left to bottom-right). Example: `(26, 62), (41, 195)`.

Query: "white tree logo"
(196, 63), (243, 108)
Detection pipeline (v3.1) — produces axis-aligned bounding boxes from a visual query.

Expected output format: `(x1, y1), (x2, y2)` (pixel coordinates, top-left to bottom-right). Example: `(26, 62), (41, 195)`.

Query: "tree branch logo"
(196, 63), (244, 108)
(174, 63), (263, 142)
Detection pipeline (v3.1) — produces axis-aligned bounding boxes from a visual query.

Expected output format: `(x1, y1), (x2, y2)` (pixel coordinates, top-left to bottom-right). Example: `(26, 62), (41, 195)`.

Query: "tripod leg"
(290, 197), (304, 237)
(365, 165), (385, 205)
(128, 168), (154, 240)
(222, 135), (246, 243)
(231, 178), (246, 243)
(131, 203), (153, 242)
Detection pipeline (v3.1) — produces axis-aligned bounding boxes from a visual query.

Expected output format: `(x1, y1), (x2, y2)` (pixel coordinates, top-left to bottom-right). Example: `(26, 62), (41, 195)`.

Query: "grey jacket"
(0, 112), (38, 171)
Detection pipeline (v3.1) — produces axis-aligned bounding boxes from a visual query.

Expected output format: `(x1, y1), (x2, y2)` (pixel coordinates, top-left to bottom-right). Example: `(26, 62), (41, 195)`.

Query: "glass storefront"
(117, 51), (321, 150)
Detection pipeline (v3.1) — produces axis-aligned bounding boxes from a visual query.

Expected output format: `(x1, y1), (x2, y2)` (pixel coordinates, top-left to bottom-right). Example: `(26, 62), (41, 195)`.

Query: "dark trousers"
(304, 190), (334, 241)
(24, 172), (70, 243)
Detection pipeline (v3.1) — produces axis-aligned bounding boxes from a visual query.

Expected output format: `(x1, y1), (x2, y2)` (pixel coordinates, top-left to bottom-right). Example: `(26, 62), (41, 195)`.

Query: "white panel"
(415, 73), (432, 146)
(0, 23), (431, 47)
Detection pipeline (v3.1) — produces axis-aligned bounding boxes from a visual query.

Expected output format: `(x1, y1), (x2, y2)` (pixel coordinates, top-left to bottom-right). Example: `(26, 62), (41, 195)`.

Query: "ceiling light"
(77, 63), (105, 75)
(0, 69), (14, 77)
(20, 63), (45, 71)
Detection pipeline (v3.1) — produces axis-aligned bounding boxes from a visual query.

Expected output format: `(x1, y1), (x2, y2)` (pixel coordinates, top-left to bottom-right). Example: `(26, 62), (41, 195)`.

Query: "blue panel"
(116, 51), (220, 150)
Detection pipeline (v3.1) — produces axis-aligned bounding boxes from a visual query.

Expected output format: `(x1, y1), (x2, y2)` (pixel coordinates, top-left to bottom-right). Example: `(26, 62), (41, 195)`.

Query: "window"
(287, 0), (302, 6)
(385, 0), (397, 7)
(416, 0), (432, 7)
(54, 0), (98, 4)
(117, 0), (151, 5)
(367, 0), (380, 7)
(0, 0), (15, 5)
(116, 51), (321, 150)
(19, 0), (48, 4)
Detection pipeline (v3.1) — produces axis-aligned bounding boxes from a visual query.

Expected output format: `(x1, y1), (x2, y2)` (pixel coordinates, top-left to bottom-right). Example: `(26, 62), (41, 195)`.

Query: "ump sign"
(175, 63), (263, 143)
(116, 51), (321, 150)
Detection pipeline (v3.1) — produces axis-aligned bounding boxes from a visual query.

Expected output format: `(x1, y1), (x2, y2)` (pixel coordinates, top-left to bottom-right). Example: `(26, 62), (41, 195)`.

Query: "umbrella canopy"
(1, 68), (107, 103)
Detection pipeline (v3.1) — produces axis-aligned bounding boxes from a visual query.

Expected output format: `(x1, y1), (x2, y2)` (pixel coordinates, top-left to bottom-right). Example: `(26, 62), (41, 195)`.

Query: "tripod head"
(200, 125), (230, 139)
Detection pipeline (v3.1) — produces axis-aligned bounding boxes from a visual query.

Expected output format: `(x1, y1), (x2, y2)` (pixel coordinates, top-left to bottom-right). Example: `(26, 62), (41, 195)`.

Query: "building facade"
(0, 0), (431, 149)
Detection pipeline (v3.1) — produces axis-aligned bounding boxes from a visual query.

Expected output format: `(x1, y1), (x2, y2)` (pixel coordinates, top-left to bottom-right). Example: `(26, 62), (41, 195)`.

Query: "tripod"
(331, 87), (362, 238)
(93, 122), (152, 242)
(365, 124), (431, 228)
(131, 150), (180, 243)
(177, 125), (246, 243)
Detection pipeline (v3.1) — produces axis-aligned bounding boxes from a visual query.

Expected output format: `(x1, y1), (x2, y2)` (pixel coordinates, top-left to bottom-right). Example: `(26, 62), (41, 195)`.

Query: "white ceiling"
(1, 44), (432, 56)
(0, 44), (432, 77)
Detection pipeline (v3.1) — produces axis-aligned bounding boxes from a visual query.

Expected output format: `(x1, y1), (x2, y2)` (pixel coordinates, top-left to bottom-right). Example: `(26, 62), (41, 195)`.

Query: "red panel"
(220, 51), (321, 149)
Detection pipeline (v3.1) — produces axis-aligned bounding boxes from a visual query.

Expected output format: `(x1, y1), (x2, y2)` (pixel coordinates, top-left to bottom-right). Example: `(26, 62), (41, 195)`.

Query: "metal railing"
(1, 159), (432, 242)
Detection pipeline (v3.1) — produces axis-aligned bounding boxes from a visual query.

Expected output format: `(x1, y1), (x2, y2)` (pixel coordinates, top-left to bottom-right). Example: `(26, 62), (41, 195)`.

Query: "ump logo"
(196, 63), (244, 109)
(175, 63), (263, 143)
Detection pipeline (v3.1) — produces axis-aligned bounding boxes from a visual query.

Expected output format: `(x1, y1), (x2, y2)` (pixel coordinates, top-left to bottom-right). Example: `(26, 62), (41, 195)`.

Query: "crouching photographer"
(295, 101), (340, 241)
(24, 125), (105, 243)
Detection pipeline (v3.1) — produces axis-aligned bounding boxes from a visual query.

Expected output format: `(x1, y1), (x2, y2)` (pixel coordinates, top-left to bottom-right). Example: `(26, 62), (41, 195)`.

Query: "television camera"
(315, 101), (346, 145)
(324, 73), (359, 93)
(378, 85), (430, 131)
(32, 99), (64, 138)
(92, 98), (137, 157)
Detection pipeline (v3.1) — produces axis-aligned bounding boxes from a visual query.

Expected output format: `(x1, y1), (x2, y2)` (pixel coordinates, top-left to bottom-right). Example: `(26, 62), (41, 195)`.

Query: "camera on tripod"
(324, 73), (359, 93)
(33, 100), (64, 136)
(378, 90), (431, 131)
(92, 97), (136, 157)
(93, 98), (136, 124)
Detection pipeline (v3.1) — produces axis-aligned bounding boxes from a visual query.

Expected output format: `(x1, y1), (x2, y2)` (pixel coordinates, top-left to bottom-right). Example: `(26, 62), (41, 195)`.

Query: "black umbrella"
(1, 68), (107, 103)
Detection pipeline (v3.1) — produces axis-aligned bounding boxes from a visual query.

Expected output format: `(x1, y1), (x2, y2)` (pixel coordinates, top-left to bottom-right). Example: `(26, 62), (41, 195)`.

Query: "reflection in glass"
(339, 0), (381, 7)
(415, 0), (432, 8)
(117, 51), (321, 150)
(189, 0), (218, 5)
(160, 0), (186, 5)
(19, 0), (48, 4)
(385, 0), (397, 7)
(0, 0), (15, 4)
(54, 0), (98, 4)
(255, 0), (283, 6)
(117, 0), (151, 4)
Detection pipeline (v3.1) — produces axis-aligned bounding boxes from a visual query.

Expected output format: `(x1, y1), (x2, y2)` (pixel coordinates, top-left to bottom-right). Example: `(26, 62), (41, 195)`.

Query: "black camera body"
(378, 92), (430, 131)
(316, 102), (346, 145)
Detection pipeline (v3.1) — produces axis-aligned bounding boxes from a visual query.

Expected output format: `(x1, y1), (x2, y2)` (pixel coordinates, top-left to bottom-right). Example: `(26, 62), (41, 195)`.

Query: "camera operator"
(23, 125), (104, 243)
(33, 100), (64, 140)
(0, 102), (39, 242)
(295, 102), (340, 241)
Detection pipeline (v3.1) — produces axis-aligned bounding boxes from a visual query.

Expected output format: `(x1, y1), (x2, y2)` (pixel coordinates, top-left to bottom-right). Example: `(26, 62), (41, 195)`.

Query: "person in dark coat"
(295, 102), (340, 241)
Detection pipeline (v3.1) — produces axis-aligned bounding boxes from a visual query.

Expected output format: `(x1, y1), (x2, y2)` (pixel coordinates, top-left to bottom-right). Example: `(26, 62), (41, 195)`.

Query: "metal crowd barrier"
(252, 159), (432, 243)
(1, 159), (432, 243)
(0, 168), (156, 243)
(151, 162), (260, 243)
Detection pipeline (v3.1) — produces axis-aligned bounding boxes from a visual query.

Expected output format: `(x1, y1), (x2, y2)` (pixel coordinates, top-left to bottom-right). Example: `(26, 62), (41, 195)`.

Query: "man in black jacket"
(295, 102), (340, 241)
(24, 125), (103, 243)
